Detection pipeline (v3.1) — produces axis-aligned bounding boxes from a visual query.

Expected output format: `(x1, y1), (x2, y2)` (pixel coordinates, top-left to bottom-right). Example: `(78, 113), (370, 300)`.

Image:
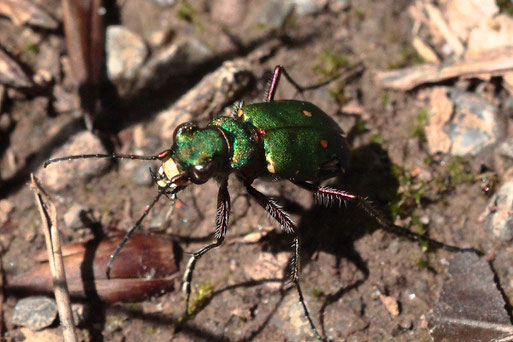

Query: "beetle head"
(156, 122), (225, 192)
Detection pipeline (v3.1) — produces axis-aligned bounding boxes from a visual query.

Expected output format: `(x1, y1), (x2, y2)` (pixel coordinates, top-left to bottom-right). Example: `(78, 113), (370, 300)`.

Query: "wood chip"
(444, 0), (498, 42)
(376, 47), (513, 90)
(423, 2), (464, 57)
(503, 72), (513, 95)
(379, 293), (400, 317)
(426, 87), (452, 154)
(412, 36), (440, 64)
(466, 15), (513, 60)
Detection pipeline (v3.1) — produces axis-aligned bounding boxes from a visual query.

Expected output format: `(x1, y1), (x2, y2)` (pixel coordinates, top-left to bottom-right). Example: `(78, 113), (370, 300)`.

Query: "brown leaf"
(8, 234), (179, 304)
(0, 0), (58, 29)
(0, 48), (33, 88)
(427, 253), (513, 341)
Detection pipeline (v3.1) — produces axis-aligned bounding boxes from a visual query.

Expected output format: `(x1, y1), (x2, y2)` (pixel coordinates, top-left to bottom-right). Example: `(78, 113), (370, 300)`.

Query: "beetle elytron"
(44, 66), (478, 341)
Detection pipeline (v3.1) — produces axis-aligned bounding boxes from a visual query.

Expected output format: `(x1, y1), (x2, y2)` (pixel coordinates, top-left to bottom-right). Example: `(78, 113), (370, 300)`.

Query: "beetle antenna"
(44, 150), (171, 168)
(106, 186), (167, 279)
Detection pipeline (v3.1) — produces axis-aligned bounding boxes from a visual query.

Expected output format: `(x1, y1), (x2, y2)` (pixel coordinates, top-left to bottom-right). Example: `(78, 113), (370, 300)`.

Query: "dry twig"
(376, 48), (513, 90)
(30, 174), (77, 342)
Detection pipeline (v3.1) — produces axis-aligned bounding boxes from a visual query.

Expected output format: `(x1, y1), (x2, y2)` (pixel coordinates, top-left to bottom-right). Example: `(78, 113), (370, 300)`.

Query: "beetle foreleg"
(183, 178), (230, 315)
(244, 182), (325, 341)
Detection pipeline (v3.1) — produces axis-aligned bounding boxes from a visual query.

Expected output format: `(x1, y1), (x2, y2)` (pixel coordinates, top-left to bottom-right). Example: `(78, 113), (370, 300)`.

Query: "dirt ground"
(0, 0), (511, 341)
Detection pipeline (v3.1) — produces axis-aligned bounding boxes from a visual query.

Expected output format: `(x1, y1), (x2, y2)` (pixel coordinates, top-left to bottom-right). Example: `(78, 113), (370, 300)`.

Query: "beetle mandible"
(44, 65), (479, 341)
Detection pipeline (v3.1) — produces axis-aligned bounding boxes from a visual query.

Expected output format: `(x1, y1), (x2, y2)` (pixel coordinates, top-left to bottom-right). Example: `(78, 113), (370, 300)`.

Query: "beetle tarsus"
(295, 280), (326, 341)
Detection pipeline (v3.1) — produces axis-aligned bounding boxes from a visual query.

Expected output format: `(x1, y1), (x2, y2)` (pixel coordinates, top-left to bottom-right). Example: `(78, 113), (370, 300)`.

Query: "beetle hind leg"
(265, 65), (357, 102)
(293, 181), (482, 255)
(183, 178), (230, 315)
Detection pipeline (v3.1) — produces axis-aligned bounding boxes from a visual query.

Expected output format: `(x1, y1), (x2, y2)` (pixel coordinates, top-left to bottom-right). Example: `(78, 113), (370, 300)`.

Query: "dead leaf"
(0, 48), (33, 88)
(0, 0), (58, 29)
(8, 234), (179, 304)
(427, 253), (513, 342)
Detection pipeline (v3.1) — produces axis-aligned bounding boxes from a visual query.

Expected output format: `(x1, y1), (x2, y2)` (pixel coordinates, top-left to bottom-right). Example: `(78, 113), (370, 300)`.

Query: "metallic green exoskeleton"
(44, 65), (479, 342)
(158, 99), (350, 189)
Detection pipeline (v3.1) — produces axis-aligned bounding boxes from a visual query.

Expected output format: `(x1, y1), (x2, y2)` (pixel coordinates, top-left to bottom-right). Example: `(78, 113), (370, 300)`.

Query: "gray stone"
(150, 0), (176, 5)
(136, 38), (213, 90)
(487, 181), (513, 241)
(106, 26), (148, 80)
(258, 0), (294, 29)
(211, 0), (248, 25)
(445, 88), (501, 156)
(498, 138), (513, 159)
(329, 0), (350, 12)
(12, 296), (57, 330)
(39, 131), (109, 192)
(291, 0), (328, 16)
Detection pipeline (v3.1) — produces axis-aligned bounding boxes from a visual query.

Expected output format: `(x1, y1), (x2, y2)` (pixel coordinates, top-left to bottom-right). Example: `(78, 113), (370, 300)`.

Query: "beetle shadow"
(262, 142), (400, 335)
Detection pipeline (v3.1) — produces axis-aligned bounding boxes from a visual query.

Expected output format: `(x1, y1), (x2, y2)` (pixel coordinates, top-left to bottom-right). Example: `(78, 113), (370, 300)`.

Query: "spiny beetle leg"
(293, 181), (482, 255)
(244, 182), (295, 235)
(244, 182), (325, 341)
(183, 178), (230, 315)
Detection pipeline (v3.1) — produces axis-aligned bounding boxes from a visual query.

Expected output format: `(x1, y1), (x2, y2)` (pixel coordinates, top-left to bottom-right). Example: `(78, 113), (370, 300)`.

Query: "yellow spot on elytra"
(303, 110), (312, 117)
(320, 139), (328, 148)
(237, 108), (244, 117)
(267, 161), (276, 174)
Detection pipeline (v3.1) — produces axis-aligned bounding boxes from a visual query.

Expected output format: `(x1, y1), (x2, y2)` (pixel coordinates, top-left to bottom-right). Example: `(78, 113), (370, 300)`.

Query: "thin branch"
(30, 174), (78, 342)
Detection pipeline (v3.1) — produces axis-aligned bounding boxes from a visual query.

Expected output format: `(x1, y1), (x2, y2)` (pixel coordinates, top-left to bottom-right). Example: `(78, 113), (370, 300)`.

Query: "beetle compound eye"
(173, 122), (197, 142)
(190, 162), (216, 184)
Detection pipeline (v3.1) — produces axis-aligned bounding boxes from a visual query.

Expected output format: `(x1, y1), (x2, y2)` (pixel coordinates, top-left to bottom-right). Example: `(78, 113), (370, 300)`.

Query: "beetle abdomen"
(240, 100), (350, 181)
(262, 126), (348, 180)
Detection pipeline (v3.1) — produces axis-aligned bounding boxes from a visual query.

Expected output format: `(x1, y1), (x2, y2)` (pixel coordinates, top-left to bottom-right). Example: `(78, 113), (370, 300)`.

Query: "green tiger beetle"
(44, 65), (480, 341)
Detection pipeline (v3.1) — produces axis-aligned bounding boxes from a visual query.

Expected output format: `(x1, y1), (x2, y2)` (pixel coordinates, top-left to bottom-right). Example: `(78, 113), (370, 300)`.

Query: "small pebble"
(258, 0), (294, 29)
(291, 0), (328, 16)
(379, 293), (400, 317)
(12, 296), (57, 330)
(329, 0), (350, 12)
(106, 26), (148, 80)
(40, 131), (109, 192)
